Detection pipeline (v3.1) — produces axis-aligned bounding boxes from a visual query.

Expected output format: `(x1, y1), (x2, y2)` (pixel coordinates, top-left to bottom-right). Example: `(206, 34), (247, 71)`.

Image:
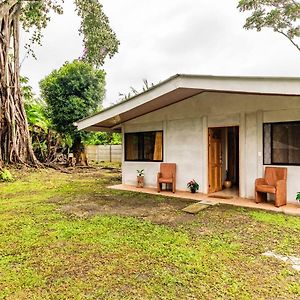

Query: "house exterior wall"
(122, 91), (300, 204)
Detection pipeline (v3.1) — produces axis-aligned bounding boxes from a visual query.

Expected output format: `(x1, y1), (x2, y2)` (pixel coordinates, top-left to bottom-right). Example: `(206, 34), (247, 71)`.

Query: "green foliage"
(20, 76), (35, 103)
(21, 76), (83, 162)
(0, 169), (13, 182)
(20, 0), (64, 58)
(21, 76), (50, 132)
(25, 100), (50, 133)
(136, 169), (144, 176)
(74, 0), (120, 67)
(85, 132), (122, 145)
(19, 0), (119, 65)
(119, 79), (156, 102)
(296, 192), (300, 201)
(40, 60), (105, 138)
(238, 0), (300, 51)
(187, 179), (199, 191)
(21, 77), (53, 161)
(63, 134), (74, 150)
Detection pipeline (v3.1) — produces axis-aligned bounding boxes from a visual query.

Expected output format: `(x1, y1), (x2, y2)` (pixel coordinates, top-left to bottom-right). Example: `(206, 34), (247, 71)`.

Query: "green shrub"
(0, 169), (13, 182)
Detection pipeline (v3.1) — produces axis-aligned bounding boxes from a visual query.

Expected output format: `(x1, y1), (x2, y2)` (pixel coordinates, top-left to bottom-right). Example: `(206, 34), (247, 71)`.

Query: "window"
(125, 131), (163, 161)
(263, 121), (300, 165)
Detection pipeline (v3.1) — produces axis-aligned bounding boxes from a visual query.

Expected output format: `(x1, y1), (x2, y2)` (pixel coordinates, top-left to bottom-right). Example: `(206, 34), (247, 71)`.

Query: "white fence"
(85, 145), (122, 162)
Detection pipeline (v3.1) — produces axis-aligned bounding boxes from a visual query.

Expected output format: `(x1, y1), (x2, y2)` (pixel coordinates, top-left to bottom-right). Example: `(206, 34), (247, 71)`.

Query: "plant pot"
(190, 188), (196, 193)
(224, 180), (232, 189)
(137, 176), (144, 188)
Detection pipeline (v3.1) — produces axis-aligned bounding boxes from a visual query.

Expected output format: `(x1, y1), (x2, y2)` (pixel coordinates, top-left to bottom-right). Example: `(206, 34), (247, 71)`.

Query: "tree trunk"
(72, 134), (88, 166)
(0, 1), (39, 165)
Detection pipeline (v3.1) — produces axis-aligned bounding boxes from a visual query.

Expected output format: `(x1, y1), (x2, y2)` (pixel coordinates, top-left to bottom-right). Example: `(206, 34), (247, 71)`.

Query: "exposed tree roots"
(0, 0), (40, 166)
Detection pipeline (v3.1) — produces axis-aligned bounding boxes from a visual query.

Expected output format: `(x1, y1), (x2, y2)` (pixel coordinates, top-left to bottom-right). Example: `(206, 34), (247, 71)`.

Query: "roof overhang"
(75, 74), (300, 132)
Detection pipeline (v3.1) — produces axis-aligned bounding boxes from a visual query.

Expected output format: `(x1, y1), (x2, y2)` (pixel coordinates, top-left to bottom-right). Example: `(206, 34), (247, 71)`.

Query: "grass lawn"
(0, 166), (299, 300)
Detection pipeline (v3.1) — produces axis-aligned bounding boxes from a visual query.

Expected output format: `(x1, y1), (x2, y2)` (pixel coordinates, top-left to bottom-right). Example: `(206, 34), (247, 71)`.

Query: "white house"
(76, 74), (300, 204)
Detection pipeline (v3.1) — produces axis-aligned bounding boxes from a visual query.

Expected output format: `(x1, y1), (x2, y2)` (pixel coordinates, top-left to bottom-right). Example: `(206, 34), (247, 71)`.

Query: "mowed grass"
(0, 167), (300, 300)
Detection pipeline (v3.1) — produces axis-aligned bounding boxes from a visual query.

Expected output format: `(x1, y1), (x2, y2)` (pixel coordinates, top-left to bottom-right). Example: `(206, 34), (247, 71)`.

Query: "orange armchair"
(157, 163), (176, 193)
(255, 167), (287, 207)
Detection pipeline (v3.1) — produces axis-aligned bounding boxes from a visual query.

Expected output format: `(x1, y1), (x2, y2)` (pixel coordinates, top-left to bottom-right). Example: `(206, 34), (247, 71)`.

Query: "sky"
(20, 0), (300, 107)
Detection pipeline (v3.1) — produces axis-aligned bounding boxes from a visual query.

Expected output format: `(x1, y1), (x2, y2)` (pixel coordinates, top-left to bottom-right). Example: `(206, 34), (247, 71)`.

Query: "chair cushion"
(158, 177), (173, 183)
(256, 184), (276, 194)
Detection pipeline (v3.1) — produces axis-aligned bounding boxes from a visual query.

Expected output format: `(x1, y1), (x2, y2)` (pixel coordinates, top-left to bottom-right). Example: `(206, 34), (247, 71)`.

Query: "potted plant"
(296, 192), (300, 204)
(224, 170), (232, 189)
(187, 179), (199, 193)
(136, 169), (144, 188)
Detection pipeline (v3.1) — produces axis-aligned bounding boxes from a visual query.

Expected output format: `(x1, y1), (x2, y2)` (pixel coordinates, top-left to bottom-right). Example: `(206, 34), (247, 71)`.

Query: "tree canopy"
(238, 0), (300, 52)
(40, 60), (105, 136)
(39, 60), (106, 163)
(20, 0), (120, 65)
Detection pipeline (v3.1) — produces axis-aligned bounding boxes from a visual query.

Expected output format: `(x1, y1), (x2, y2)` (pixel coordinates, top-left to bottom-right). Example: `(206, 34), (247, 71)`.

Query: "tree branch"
(277, 29), (300, 52)
(0, 0), (18, 16)
(291, 0), (300, 8)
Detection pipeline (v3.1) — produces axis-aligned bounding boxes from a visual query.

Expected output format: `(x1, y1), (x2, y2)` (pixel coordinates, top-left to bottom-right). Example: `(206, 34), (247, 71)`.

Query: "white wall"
(165, 118), (203, 190)
(122, 92), (300, 203)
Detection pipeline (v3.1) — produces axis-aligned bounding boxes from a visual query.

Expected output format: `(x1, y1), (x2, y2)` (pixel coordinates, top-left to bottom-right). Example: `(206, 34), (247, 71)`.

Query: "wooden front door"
(208, 128), (222, 193)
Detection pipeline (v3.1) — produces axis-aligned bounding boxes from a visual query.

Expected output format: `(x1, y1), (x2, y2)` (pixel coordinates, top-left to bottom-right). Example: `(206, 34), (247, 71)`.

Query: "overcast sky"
(20, 0), (300, 107)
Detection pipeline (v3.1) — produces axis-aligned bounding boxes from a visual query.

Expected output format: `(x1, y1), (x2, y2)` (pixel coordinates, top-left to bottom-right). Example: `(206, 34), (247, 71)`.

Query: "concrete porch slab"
(109, 184), (300, 217)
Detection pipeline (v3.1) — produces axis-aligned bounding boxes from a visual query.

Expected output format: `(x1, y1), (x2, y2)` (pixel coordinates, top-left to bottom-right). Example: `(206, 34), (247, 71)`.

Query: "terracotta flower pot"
(224, 180), (232, 189)
(137, 176), (144, 188)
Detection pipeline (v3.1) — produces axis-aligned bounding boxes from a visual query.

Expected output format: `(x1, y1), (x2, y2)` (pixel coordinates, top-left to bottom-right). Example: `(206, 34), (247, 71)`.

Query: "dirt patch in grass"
(61, 193), (198, 226)
(44, 165), (199, 226)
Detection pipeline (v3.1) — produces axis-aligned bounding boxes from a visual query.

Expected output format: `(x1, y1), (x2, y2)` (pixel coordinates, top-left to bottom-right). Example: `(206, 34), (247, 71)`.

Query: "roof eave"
(76, 74), (300, 132)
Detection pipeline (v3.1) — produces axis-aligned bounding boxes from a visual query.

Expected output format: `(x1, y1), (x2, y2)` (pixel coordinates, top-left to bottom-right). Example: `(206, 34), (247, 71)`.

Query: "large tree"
(238, 0), (300, 52)
(0, 0), (119, 165)
(40, 60), (105, 164)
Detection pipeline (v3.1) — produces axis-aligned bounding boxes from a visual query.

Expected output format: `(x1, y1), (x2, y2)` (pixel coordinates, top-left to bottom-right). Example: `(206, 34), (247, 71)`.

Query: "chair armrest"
(276, 179), (286, 189)
(255, 178), (266, 186)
